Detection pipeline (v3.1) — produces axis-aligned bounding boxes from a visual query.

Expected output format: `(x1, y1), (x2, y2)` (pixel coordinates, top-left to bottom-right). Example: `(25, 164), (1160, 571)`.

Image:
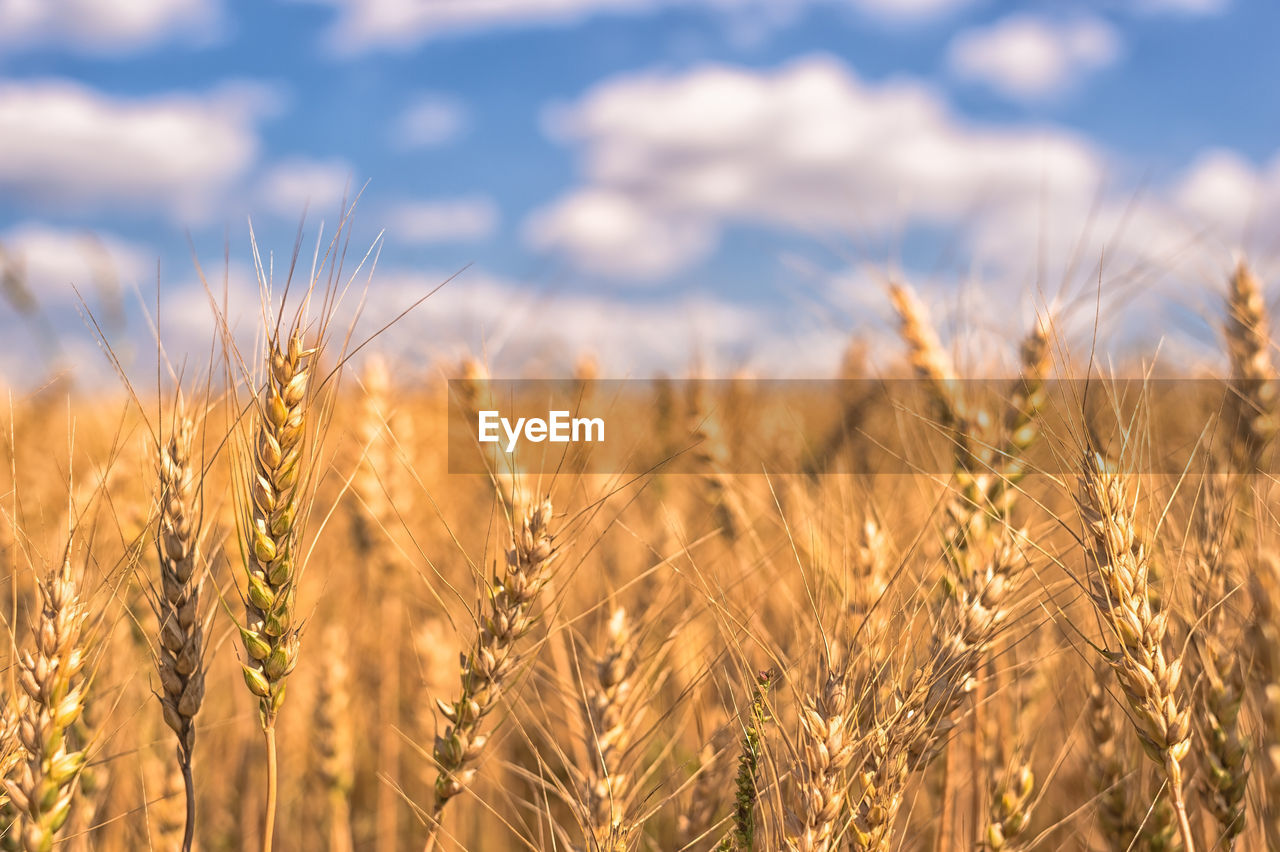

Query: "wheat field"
(3, 234), (1280, 852)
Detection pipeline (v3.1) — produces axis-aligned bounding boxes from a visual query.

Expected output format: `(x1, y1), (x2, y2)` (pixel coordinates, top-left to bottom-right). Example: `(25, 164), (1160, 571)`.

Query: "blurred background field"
(4, 3), (1280, 852)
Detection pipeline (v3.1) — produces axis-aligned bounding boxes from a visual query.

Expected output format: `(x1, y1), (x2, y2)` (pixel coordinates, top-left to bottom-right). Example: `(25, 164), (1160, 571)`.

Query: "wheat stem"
(263, 723), (277, 852)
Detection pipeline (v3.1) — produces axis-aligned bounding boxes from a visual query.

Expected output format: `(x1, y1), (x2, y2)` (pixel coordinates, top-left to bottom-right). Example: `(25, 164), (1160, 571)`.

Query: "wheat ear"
(1224, 261), (1276, 476)
(1077, 452), (1195, 852)
(350, 354), (406, 850)
(582, 607), (637, 851)
(4, 555), (90, 852)
(719, 669), (773, 852)
(1249, 553), (1280, 848)
(1086, 665), (1133, 850)
(981, 763), (1034, 851)
(0, 705), (19, 813)
(1186, 482), (1248, 846)
(848, 527), (1026, 851)
(785, 672), (854, 852)
(425, 499), (558, 848)
(315, 628), (354, 852)
(889, 282), (971, 472)
(238, 324), (314, 852)
(154, 398), (205, 852)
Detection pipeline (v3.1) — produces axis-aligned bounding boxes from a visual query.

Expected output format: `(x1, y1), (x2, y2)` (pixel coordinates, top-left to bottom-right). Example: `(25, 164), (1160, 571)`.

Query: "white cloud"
(0, 0), (218, 52)
(528, 55), (1103, 278)
(1168, 150), (1280, 254)
(1134, 0), (1228, 15)
(845, 0), (974, 22)
(947, 14), (1121, 100)
(0, 79), (270, 220)
(297, 0), (650, 51)
(258, 157), (356, 217)
(386, 196), (500, 244)
(964, 147), (1280, 314)
(297, 0), (975, 52)
(0, 223), (152, 308)
(391, 94), (468, 148)
(1172, 149), (1280, 227)
(524, 189), (714, 279)
(357, 266), (838, 376)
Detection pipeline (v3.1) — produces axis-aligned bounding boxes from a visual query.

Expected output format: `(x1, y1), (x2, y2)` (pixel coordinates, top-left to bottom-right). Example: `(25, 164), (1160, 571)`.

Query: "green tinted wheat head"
(239, 328), (313, 720)
(981, 763), (1034, 851)
(994, 315), (1053, 507)
(426, 499), (558, 847)
(153, 399), (205, 852)
(237, 322), (315, 852)
(719, 669), (772, 852)
(4, 555), (90, 852)
(1077, 452), (1195, 852)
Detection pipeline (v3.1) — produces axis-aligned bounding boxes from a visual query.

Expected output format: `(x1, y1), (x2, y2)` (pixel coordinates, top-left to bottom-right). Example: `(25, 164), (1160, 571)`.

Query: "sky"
(1, 0), (1278, 384)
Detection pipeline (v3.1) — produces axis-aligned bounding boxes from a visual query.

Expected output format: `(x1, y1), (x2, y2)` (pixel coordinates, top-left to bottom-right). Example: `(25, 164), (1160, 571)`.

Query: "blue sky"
(1, 0), (1277, 381)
